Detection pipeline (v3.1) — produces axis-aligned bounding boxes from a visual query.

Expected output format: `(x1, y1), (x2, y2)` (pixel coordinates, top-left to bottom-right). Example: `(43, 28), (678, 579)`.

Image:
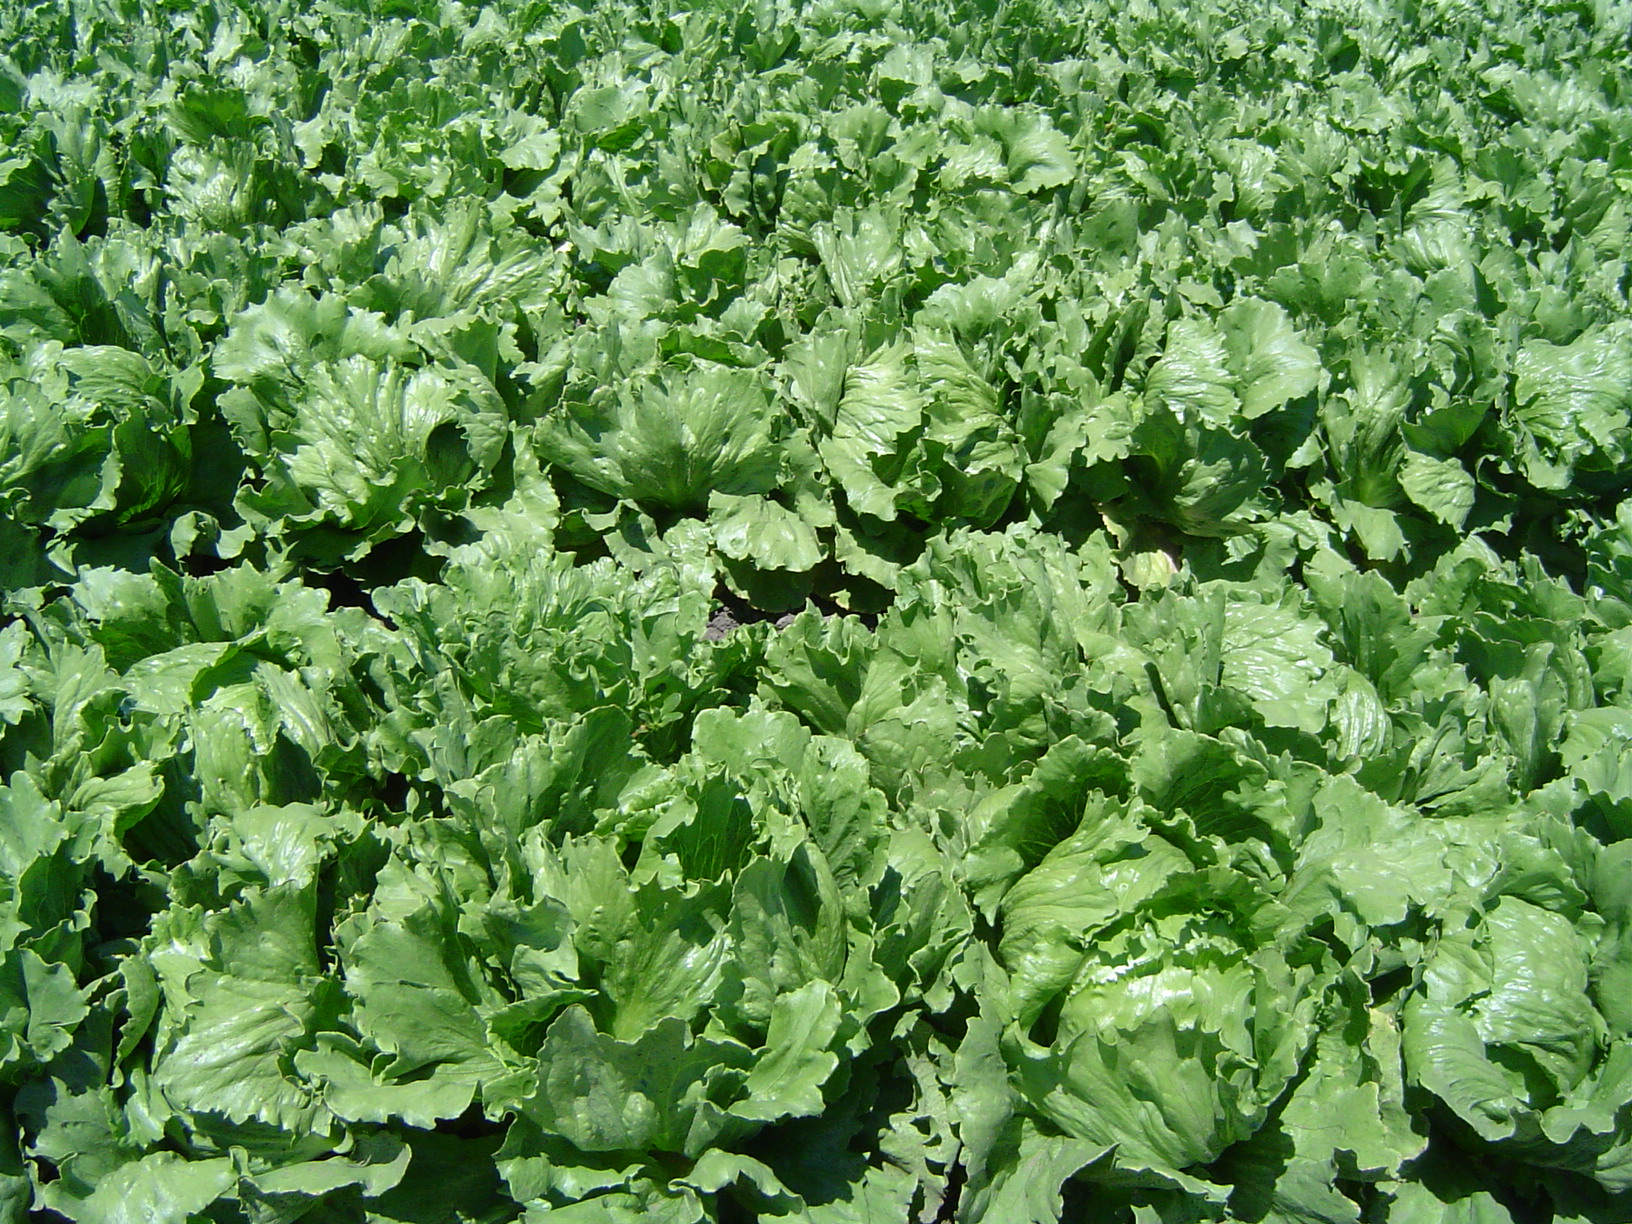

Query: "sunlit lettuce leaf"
(1505, 324), (1632, 495)
(534, 363), (783, 510)
(228, 353), (507, 559)
(1009, 866), (1331, 1187)
(1403, 895), (1632, 1191)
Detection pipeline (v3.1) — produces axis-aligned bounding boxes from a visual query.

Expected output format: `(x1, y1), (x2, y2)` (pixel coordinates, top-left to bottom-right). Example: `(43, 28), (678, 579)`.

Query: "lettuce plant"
(2, 0), (1632, 1220)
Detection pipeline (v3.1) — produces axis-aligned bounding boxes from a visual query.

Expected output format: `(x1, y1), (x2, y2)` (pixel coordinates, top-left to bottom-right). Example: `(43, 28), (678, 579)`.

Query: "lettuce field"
(3, 0), (1632, 1219)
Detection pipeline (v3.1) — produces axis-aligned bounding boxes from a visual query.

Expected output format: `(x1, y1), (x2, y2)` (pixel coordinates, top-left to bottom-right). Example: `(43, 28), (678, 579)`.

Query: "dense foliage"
(3, 0), (1632, 1220)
